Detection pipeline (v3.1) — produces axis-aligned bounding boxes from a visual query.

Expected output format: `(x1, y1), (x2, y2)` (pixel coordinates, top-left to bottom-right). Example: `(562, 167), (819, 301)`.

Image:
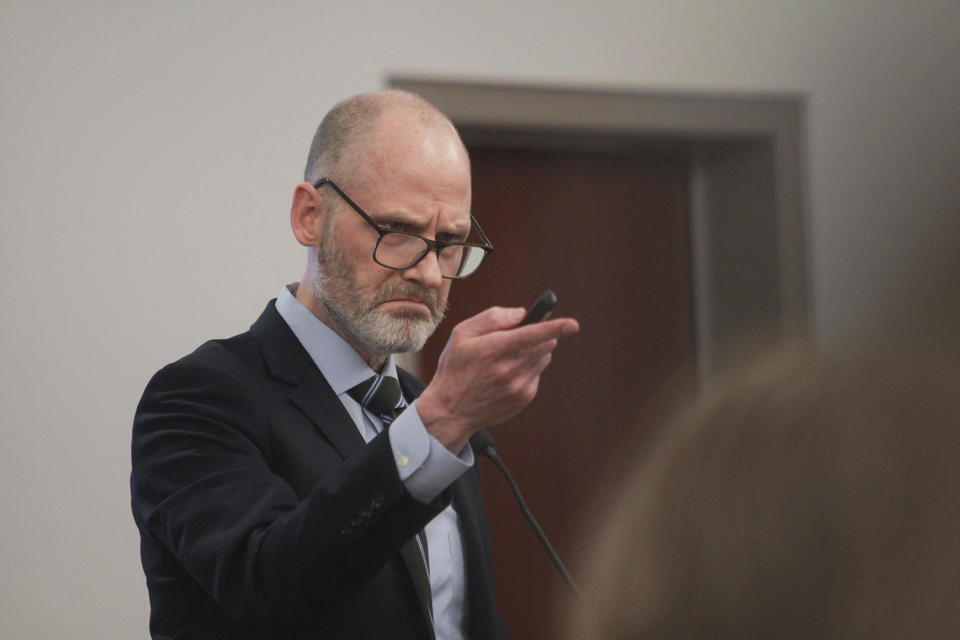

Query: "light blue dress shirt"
(276, 285), (471, 639)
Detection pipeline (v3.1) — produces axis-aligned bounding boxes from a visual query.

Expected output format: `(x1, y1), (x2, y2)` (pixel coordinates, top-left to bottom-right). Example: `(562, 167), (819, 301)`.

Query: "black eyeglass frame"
(313, 177), (494, 279)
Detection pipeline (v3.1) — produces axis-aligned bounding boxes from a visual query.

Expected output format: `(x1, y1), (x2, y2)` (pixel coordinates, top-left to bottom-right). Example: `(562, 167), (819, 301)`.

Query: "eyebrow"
(373, 210), (472, 237)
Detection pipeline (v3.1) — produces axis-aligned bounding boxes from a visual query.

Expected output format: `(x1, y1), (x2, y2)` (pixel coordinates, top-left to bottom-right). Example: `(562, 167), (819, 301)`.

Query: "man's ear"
(290, 182), (326, 247)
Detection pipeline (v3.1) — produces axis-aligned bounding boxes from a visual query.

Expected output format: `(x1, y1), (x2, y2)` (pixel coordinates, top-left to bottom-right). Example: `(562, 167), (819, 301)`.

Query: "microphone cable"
(469, 429), (585, 604)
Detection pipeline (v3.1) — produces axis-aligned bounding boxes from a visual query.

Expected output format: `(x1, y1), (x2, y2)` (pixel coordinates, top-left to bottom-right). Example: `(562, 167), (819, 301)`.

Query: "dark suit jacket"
(131, 301), (511, 639)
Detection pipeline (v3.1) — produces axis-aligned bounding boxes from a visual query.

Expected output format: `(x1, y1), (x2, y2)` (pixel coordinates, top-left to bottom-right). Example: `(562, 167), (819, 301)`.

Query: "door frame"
(389, 76), (809, 375)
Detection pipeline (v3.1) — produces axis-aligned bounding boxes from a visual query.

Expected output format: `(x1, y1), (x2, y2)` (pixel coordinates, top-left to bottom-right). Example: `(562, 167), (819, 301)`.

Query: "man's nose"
(402, 249), (444, 288)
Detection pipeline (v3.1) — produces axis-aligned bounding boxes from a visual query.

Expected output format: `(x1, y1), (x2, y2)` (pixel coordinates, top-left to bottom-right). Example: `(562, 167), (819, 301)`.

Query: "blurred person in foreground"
(130, 90), (578, 640)
(570, 245), (960, 639)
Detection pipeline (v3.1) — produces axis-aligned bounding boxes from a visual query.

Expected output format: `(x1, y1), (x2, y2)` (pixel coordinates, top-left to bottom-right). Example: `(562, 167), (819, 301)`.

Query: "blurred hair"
(572, 240), (960, 639)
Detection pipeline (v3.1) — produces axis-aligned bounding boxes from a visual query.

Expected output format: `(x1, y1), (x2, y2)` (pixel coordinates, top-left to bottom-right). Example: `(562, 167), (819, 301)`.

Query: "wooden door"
(420, 145), (695, 638)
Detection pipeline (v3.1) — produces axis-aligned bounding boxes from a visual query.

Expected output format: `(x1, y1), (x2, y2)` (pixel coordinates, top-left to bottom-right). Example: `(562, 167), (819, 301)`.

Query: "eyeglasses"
(313, 178), (494, 279)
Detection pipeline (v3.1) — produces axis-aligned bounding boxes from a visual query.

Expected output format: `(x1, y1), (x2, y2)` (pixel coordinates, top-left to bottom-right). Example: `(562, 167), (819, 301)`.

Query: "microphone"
(469, 429), (584, 603)
(468, 428), (496, 456)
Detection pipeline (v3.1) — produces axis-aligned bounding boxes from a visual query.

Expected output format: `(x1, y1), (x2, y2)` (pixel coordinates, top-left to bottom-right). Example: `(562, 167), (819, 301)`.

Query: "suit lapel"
(249, 300), (365, 460)
(397, 367), (426, 401)
(400, 538), (435, 636)
(288, 371), (366, 459)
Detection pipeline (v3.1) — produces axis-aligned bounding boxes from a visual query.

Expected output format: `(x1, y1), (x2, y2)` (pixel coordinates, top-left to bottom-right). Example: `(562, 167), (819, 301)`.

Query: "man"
(130, 90), (579, 640)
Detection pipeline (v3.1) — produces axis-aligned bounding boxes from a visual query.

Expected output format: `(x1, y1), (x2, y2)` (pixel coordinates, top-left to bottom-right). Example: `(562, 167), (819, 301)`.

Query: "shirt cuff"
(388, 399), (474, 502)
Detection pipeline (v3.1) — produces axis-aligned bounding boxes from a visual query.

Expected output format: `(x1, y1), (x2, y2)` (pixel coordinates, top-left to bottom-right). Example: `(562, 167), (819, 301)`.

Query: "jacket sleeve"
(130, 347), (446, 622)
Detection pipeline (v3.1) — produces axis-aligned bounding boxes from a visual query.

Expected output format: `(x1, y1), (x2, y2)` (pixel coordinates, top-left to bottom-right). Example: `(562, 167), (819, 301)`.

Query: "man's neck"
(293, 278), (387, 372)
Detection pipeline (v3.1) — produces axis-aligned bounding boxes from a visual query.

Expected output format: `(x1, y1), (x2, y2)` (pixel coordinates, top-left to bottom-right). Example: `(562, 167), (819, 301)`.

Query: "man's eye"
(438, 233), (467, 243)
(383, 221), (406, 232)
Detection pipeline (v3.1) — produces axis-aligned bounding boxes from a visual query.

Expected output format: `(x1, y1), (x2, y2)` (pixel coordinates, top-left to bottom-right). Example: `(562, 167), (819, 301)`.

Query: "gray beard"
(310, 234), (447, 363)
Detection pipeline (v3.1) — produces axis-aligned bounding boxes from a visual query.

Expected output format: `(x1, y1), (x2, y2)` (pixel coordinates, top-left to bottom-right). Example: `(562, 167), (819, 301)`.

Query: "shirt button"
(396, 453), (410, 468)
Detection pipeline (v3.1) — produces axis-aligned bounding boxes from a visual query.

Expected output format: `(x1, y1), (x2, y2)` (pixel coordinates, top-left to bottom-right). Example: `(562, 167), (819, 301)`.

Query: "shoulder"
(131, 328), (277, 469)
(144, 299), (290, 394)
(149, 330), (263, 393)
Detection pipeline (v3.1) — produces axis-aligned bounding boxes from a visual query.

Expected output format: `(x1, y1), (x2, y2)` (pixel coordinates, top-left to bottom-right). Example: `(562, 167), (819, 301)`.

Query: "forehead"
(348, 113), (472, 224)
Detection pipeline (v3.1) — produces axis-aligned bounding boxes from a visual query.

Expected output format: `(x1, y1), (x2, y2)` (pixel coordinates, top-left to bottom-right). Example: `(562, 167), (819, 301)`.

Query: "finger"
(530, 351), (554, 377)
(495, 346), (556, 389)
(510, 338), (558, 362)
(454, 306), (526, 338)
(494, 317), (579, 352)
(511, 353), (552, 402)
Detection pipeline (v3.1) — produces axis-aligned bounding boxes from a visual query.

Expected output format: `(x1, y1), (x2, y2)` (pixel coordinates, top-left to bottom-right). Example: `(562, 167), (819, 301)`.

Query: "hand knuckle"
(507, 377), (528, 398)
(481, 362), (503, 384)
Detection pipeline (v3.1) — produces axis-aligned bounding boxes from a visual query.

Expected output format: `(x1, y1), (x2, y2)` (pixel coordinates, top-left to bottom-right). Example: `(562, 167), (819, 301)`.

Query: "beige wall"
(2, 1), (958, 637)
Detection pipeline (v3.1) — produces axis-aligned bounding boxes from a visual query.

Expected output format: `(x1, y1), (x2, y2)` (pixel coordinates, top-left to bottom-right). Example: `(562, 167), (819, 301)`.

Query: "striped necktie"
(347, 375), (405, 426)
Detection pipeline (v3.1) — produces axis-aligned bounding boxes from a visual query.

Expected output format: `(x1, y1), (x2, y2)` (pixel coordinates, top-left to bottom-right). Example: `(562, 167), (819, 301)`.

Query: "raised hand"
(416, 306), (579, 452)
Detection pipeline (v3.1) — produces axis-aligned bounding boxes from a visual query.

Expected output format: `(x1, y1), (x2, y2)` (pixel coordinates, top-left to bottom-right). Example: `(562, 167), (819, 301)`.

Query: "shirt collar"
(275, 284), (399, 396)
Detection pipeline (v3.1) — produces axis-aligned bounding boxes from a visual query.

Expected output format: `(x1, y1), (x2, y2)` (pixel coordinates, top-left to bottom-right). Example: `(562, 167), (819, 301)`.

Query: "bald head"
(303, 90), (467, 188)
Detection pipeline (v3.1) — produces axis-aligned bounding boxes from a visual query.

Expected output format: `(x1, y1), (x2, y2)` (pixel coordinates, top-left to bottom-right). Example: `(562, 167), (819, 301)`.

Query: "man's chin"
(362, 312), (437, 354)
